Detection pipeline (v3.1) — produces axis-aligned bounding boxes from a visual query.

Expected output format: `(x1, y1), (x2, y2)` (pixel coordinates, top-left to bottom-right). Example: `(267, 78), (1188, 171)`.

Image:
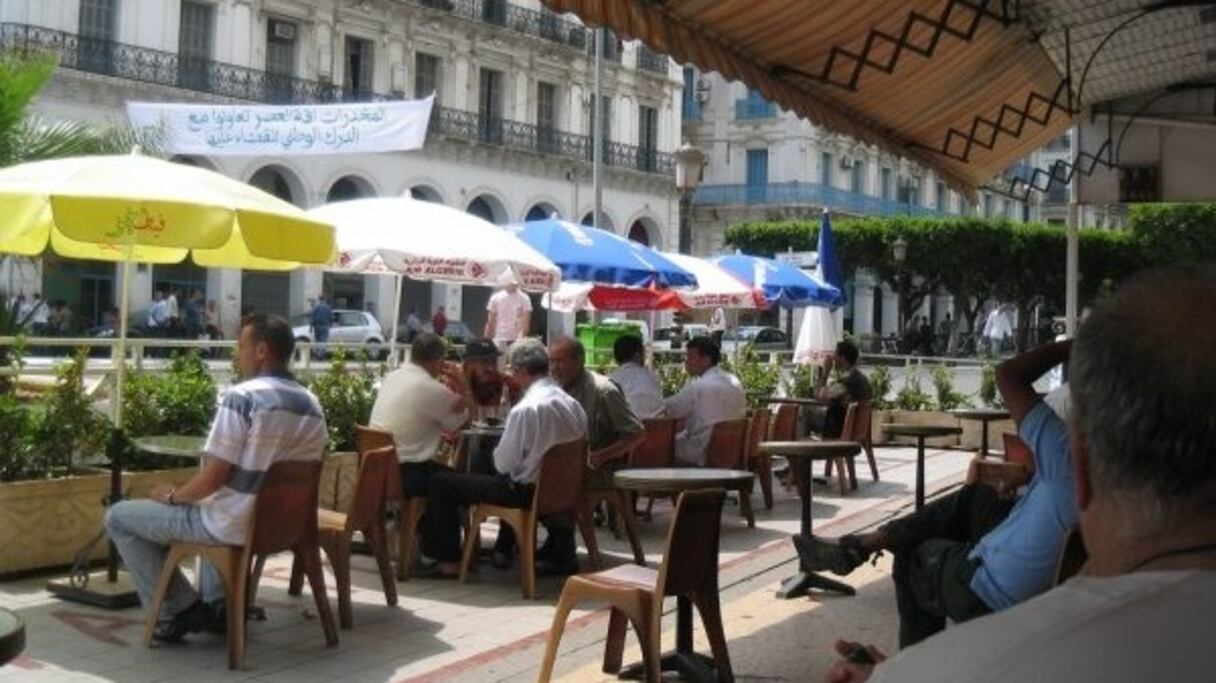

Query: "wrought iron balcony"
(735, 98), (778, 120)
(413, 0), (596, 52)
(636, 46), (669, 75)
(693, 182), (956, 217)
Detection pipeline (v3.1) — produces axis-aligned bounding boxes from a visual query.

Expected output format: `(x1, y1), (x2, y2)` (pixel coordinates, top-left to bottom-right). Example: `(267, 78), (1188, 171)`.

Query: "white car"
(652, 323), (710, 351)
(291, 309), (385, 358)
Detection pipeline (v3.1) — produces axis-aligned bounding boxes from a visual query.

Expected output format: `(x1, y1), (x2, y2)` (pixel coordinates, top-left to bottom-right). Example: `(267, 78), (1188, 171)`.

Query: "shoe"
(153, 600), (218, 643)
(535, 558), (579, 577)
(151, 620), (189, 645)
(792, 534), (869, 576)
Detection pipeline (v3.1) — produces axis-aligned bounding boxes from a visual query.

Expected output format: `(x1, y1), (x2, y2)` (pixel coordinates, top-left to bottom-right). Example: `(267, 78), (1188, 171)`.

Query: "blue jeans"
(105, 500), (223, 623)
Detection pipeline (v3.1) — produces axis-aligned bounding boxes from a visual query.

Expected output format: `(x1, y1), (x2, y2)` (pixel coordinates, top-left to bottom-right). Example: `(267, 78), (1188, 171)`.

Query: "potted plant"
(310, 349), (379, 510)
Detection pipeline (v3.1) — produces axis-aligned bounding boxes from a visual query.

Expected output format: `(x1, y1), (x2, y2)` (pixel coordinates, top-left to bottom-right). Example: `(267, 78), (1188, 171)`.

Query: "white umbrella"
(794, 307), (838, 364)
(308, 197), (561, 361)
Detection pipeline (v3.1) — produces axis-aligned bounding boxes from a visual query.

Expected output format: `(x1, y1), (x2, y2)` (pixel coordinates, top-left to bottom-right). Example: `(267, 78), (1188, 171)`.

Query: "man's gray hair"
(508, 338), (549, 376)
(1071, 264), (1216, 530)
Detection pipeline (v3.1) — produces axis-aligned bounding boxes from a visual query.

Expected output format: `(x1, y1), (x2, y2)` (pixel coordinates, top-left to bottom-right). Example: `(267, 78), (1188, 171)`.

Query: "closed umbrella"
(795, 210), (847, 363)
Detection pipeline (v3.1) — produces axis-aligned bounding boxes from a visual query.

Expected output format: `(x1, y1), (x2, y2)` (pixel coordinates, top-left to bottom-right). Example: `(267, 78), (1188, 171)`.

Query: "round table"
(757, 441), (861, 599)
(131, 435), (207, 459)
(883, 424), (963, 509)
(0, 608), (25, 666)
(951, 409), (1010, 457)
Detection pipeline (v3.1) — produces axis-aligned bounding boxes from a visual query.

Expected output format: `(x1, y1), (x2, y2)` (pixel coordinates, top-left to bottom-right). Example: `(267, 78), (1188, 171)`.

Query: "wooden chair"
(704, 418), (754, 528)
(967, 433), (1033, 495)
(458, 439), (591, 599)
(745, 410), (775, 509)
(1054, 525), (1087, 585)
(141, 460), (338, 670)
(356, 426), (427, 581)
(581, 469), (646, 566)
(770, 403), (800, 493)
(628, 418), (679, 521)
(537, 489), (733, 683)
(289, 446), (397, 629)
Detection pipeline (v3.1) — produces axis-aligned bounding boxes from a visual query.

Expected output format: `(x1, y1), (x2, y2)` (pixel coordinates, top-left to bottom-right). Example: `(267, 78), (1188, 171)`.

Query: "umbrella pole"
(389, 273), (404, 366)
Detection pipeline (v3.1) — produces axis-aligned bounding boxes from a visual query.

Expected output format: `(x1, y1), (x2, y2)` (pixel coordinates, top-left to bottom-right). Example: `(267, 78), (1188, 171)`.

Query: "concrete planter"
(873, 410), (963, 448)
(320, 451), (359, 512)
(959, 418), (1017, 454)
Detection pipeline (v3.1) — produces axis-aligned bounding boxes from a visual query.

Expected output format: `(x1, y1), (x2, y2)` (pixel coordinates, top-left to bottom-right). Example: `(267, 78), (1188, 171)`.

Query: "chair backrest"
(1054, 525), (1087, 585)
(533, 439), (589, 516)
(246, 459), (324, 556)
(704, 418), (748, 469)
(346, 446), (396, 532)
(629, 417), (678, 469)
(744, 410), (771, 463)
(656, 488), (727, 597)
(1002, 432), (1037, 477)
(356, 425), (403, 501)
(847, 401), (873, 444)
(770, 403), (798, 441)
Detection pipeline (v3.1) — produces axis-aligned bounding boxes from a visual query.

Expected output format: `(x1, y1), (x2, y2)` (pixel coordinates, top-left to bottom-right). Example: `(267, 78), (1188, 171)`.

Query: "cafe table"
(950, 408), (1011, 457)
(882, 423), (963, 509)
(0, 608), (25, 666)
(457, 423), (505, 475)
(612, 468), (753, 683)
(758, 396), (829, 407)
(756, 441), (861, 599)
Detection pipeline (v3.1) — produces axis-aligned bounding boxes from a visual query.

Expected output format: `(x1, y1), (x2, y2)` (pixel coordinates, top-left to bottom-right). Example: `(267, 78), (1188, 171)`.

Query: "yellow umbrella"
(0, 151), (336, 426)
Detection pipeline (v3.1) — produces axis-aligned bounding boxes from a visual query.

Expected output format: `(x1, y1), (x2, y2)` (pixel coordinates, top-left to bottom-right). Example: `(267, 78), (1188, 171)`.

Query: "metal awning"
(544, 0), (1216, 193)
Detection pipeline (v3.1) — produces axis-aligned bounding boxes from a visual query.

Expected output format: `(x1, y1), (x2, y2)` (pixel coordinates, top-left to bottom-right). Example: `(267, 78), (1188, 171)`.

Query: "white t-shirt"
(30, 300), (48, 324)
(486, 289), (532, 341)
(200, 375), (327, 544)
(869, 570), (1216, 683)
(664, 366), (747, 466)
(369, 363), (467, 463)
(609, 362), (665, 419)
(166, 293), (179, 319)
(493, 377), (586, 484)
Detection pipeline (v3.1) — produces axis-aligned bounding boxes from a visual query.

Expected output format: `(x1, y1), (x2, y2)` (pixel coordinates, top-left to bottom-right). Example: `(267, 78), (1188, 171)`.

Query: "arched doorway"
(627, 220), (651, 247)
(410, 185), (444, 203)
(248, 165), (305, 206)
(326, 175), (375, 203)
(246, 165), (306, 317)
(466, 194), (508, 225)
(524, 202), (560, 222)
(580, 211), (615, 233)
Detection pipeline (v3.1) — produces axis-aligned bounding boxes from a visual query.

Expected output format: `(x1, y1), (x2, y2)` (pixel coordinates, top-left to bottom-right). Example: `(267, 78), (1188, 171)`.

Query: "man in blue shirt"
(797, 341), (1076, 647)
(310, 295), (333, 346)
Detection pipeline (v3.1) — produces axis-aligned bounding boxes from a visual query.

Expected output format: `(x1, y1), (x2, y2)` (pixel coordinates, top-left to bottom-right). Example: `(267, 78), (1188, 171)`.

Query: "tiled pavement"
(0, 445), (972, 682)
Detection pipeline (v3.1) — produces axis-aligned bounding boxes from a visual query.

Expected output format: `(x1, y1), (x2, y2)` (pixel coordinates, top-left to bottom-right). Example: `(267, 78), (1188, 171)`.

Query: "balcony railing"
(636, 46), (668, 74)
(414, 0), (592, 50)
(693, 182), (956, 217)
(735, 98), (777, 120)
(1, 23), (673, 176)
(682, 98), (702, 121)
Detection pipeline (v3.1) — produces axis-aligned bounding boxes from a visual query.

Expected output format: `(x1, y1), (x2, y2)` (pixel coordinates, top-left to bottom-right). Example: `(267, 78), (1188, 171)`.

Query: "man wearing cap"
(462, 338), (520, 423)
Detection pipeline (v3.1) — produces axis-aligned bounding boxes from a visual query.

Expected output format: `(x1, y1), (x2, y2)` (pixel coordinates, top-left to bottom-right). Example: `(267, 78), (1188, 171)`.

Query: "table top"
(0, 608), (26, 666)
(884, 423), (963, 438)
(614, 468), (753, 493)
(131, 435), (207, 458)
(951, 408), (1011, 420)
(759, 396), (828, 407)
(757, 440), (861, 459)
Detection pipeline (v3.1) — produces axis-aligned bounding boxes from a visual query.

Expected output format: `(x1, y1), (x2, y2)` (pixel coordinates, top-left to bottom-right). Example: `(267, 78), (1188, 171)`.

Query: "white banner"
(125, 96), (434, 156)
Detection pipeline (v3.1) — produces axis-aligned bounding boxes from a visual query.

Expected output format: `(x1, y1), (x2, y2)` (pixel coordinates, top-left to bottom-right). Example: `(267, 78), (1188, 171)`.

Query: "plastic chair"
(770, 403), (802, 493)
(289, 445), (397, 629)
(745, 410), (774, 509)
(356, 426), (427, 581)
(141, 460), (338, 670)
(458, 439), (591, 599)
(536, 489), (732, 683)
(628, 418), (678, 520)
(704, 418), (754, 528)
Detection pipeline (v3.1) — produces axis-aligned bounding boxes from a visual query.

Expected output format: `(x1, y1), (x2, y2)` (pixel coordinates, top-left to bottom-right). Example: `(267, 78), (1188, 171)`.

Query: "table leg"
(980, 420), (990, 458)
(618, 596), (718, 682)
(915, 436), (926, 510)
(777, 456), (855, 600)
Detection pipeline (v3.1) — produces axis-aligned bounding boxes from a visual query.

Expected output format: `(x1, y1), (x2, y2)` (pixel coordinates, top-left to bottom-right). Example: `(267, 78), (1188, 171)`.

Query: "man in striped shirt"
(106, 314), (327, 643)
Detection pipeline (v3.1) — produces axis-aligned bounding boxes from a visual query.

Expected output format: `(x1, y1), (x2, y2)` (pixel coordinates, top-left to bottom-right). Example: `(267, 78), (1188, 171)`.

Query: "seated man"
(664, 336), (747, 467)
(105, 314), (327, 643)
(609, 334), (665, 420)
(825, 265), (1216, 683)
(462, 338), (520, 422)
(368, 332), (471, 497)
(421, 338), (586, 579)
(805, 339), (873, 438)
(800, 339), (1077, 648)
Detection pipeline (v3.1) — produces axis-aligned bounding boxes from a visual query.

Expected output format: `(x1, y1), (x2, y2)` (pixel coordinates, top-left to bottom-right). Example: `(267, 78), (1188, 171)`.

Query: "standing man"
(609, 334), (665, 419)
(432, 306), (448, 338)
(369, 332), (471, 497)
(484, 283), (532, 348)
(310, 295), (333, 347)
(29, 293), (48, 335)
(664, 336), (747, 466)
(421, 339), (586, 579)
(105, 314), (326, 642)
(184, 289), (205, 339)
(404, 308), (424, 343)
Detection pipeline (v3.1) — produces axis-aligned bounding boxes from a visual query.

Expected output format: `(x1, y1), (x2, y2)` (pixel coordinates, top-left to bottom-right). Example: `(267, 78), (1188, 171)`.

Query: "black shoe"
(536, 557), (580, 577)
(792, 534), (869, 576)
(153, 600), (218, 643)
(151, 620), (190, 645)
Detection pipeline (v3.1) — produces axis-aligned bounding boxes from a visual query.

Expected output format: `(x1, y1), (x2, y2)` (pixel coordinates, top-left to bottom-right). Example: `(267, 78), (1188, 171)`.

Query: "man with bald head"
(824, 265), (1216, 683)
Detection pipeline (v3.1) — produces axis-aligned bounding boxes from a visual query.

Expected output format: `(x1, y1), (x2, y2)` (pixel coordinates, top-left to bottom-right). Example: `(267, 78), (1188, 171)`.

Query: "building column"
(852, 273), (875, 336)
(289, 270), (322, 318)
(207, 268), (242, 340)
(364, 275), (398, 328)
(881, 284), (899, 337)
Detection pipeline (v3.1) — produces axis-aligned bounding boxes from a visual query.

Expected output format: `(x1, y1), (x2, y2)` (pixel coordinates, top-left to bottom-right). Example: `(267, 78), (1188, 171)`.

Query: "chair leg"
(287, 554), (304, 596)
(632, 601), (662, 683)
(643, 495), (656, 522)
(846, 456), (858, 491)
(536, 588), (579, 683)
(575, 505), (602, 571)
(824, 458), (834, 478)
(519, 517), (537, 600)
(142, 546), (188, 647)
(224, 554), (248, 671)
(738, 487), (755, 529)
(755, 456), (774, 510)
(458, 508), (487, 583)
(397, 501), (423, 581)
(601, 607), (629, 674)
(322, 536), (353, 630)
(610, 491), (646, 566)
(864, 441), (879, 481)
(299, 545), (340, 647)
(694, 590), (734, 683)
(367, 523), (398, 607)
(248, 555), (268, 606)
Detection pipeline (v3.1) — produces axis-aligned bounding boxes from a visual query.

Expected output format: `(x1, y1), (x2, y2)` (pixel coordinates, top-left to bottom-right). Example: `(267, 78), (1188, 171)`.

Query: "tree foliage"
(1128, 203), (1216, 266)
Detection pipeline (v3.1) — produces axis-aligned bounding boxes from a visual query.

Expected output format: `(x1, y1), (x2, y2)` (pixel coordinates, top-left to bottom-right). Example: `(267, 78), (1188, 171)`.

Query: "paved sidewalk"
(0, 445), (970, 682)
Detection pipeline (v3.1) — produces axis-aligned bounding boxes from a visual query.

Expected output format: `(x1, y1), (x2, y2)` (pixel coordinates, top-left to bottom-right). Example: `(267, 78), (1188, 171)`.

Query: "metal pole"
(593, 28), (603, 232)
(1065, 26), (1080, 338)
(679, 189), (692, 254)
(388, 273), (404, 366)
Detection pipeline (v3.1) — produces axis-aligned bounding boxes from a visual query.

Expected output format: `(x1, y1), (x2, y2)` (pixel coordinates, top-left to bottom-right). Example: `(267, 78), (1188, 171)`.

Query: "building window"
(344, 36), (374, 101)
(588, 94), (613, 159)
(850, 159), (865, 193)
(537, 81), (557, 152)
(880, 167), (893, 200)
(638, 105), (659, 172)
(820, 152), (834, 187)
(736, 89), (776, 120)
(983, 194), (995, 217)
(265, 19), (297, 102)
(935, 181), (947, 212)
(479, 67), (504, 144)
(482, 0), (507, 26)
(746, 149), (768, 203)
(78, 0), (118, 74)
(414, 52), (441, 101)
(177, 2), (214, 92)
(682, 67), (701, 121)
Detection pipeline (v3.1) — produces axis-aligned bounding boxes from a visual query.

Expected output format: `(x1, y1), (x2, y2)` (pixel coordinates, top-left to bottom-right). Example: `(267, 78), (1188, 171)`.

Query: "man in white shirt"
(484, 283), (532, 346)
(147, 290), (169, 330)
(665, 336), (747, 466)
(29, 293), (49, 334)
(105, 314), (327, 643)
(609, 334), (665, 419)
(369, 332), (471, 497)
(826, 265), (1216, 683)
(421, 338), (586, 578)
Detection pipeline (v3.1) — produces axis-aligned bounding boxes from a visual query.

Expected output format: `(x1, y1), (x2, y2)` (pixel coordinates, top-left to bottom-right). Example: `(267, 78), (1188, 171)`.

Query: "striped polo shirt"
(200, 373), (327, 545)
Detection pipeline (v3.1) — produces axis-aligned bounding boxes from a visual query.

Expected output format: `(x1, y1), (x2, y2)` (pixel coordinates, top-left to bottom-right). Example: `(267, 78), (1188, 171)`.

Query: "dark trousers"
(399, 460), (451, 499)
(422, 471), (532, 563)
(880, 484), (1016, 647)
(803, 404), (846, 438)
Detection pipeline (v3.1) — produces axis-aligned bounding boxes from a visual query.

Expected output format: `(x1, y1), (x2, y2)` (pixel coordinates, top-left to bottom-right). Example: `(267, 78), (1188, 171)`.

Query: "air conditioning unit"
(839, 156), (854, 170)
(271, 20), (296, 41)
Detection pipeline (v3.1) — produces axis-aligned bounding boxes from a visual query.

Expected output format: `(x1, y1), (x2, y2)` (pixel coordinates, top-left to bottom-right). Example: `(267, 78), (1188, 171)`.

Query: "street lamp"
(893, 235), (908, 334)
(674, 140), (707, 254)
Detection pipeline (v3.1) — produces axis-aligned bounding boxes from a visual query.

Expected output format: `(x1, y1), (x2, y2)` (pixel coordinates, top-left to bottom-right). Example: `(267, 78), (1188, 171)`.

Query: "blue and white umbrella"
(711, 252), (839, 309)
(795, 210), (847, 362)
(506, 219), (697, 289)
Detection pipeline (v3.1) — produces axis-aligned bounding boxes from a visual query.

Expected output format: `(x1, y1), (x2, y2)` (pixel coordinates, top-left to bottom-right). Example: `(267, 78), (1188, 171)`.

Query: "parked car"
(397, 320), (475, 346)
(292, 309), (385, 358)
(718, 326), (789, 354)
(652, 323), (710, 351)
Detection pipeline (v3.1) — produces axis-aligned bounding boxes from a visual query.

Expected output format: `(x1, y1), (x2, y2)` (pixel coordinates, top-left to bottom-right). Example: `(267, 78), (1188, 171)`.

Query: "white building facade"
(1, 0), (682, 338)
